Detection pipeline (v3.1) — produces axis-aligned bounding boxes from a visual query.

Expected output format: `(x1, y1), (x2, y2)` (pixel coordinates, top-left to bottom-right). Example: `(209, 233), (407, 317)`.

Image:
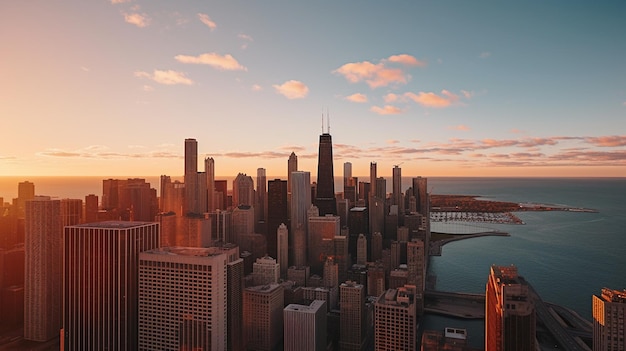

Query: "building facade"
(593, 288), (626, 351)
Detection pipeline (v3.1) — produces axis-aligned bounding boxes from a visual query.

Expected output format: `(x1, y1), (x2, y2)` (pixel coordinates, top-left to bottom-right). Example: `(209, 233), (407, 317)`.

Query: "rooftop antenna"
(321, 111), (324, 134)
(327, 108), (330, 134)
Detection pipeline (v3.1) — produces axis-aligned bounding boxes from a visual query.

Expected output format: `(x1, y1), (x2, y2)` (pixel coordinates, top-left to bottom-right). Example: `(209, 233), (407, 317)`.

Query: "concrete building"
(374, 285), (418, 351)
(308, 214), (340, 275)
(253, 255), (280, 286)
(24, 199), (62, 342)
(284, 300), (327, 351)
(485, 265), (536, 351)
(232, 205), (255, 246)
(62, 221), (160, 351)
(340, 281), (365, 351)
(256, 168), (267, 233)
(205, 157), (216, 213)
(593, 287), (626, 351)
(243, 284), (284, 351)
(267, 179), (288, 259)
(277, 223), (289, 278)
(184, 138), (200, 215)
(356, 234), (367, 265)
(288, 265), (310, 287)
(137, 246), (227, 350)
(291, 171), (311, 267)
(233, 173), (255, 208)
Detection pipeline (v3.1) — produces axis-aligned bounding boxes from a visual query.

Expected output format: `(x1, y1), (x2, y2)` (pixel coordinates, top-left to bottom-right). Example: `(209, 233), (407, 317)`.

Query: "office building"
(407, 239), (425, 293)
(232, 205), (255, 246)
(367, 263), (385, 298)
(288, 265), (310, 287)
(374, 285), (418, 351)
(314, 133), (337, 216)
(253, 255), (280, 286)
(62, 221), (160, 351)
(308, 214), (340, 275)
(243, 284), (284, 351)
(392, 165), (403, 217)
(291, 171), (311, 266)
(340, 281), (365, 351)
(138, 247), (227, 350)
(84, 194), (98, 223)
(214, 179), (228, 210)
(288, 152), (298, 196)
(277, 223), (289, 278)
(233, 173), (255, 208)
(284, 300), (327, 351)
(205, 157), (215, 212)
(356, 234), (367, 265)
(267, 179), (288, 258)
(184, 138), (200, 215)
(256, 168), (267, 231)
(485, 265), (536, 351)
(24, 199), (62, 342)
(593, 287), (626, 351)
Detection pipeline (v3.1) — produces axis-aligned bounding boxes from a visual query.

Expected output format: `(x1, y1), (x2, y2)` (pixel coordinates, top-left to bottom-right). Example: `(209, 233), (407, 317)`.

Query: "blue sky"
(1, 1), (625, 177)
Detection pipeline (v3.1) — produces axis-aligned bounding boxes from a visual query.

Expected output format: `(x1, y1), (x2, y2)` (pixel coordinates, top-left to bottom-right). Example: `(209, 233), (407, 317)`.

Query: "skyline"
(2, 1), (625, 177)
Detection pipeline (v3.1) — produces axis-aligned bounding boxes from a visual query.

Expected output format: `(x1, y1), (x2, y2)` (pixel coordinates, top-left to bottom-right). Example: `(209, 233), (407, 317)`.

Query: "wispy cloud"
(405, 90), (460, 108)
(585, 135), (626, 147)
(386, 139), (400, 144)
(272, 80), (309, 99)
(142, 85), (154, 92)
(134, 70), (193, 85)
(370, 105), (402, 115)
(111, 0), (130, 4)
(449, 125), (470, 131)
(175, 53), (247, 71)
(251, 84), (262, 91)
(238, 34), (253, 49)
(123, 12), (150, 28)
(383, 93), (400, 103)
(197, 13), (216, 30)
(345, 93), (368, 103)
(333, 54), (424, 89)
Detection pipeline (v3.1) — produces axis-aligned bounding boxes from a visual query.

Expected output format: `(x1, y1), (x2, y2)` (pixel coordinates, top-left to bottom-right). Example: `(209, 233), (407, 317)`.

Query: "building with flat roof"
(485, 265), (535, 351)
(138, 246), (227, 350)
(340, 281), (365, 351)
(374, 285), (418, 351)
(62, 221), (160, 351)
(243, 284), (284, 351)
(593, 287), (626, 351)
(284, 300), (327, 351)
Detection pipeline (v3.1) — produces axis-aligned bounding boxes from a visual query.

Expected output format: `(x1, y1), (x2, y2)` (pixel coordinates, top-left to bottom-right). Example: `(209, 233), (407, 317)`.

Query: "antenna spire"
(327, 108), (330, 134)
(321, 111), (324, 133)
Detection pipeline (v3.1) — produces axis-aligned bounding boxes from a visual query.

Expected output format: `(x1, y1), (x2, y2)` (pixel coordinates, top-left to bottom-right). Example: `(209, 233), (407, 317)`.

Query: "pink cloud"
(123, 13), (150, 28)
(585, 135), (626, 147)
(405, 91), (452, 108)
(134, 70), (193, 85)
(197, 13), (217, 30)
(272, 80), (309, 99)
(386, 54), (426, 67)
(175, 53), (247, 71)
(345, 93), (368, 103)
(383, 93), (400, 103)
(333, 56), (419, 88)
(449, 125), (470, 131)
(370, 105), (402, 115)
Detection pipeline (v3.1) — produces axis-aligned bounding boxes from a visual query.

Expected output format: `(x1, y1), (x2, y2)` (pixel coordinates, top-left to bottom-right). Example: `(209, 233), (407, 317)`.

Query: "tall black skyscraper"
(315, 133), (337, 216)
(267, 179), (288, 259)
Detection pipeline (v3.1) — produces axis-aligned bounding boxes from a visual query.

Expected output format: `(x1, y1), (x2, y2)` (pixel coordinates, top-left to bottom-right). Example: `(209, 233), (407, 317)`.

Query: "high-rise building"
(593, 288), (626, 351)
(369, 162), (377, 200)
(214, 180), (228, 210)
(233, 173), (255, 208)
(277, 223), (289, 278)
(343, 162), (352, 189)
(485, 265), (536, 351)
(232, 205), (255, 246)
(17, 181), (35, 217)
(344, 177), (358, 207)
(243, 284), (284, 351)
(392, 165), (403, 217)
(62, 221), (160, 351)
(60, 198), (82, 227)
(24, 199), (62, 342)
(314, 133), (337, 216)
(84, 194), (98, 223)
(283, 300), (327, 351)
(253, 255), (280, 286)
(356, 234), (367, 265)
(184, 138), (199, 215)
(340, 281), (365, 351)
(205, 157), (215, 212)
(267, 179), (288, 258)
(288, 152), (298, 196)
(138, 247), (227, 350)
(374, 285), (418, 351)
(256, 168), (267, 231)
(225, 246), (245, 351)
(367, 263), (385, 298)
(291, 171), (311, 267)
(307, 214), (340, 275)
(407, 239), (425, 294)
(412, 177), (428, 215)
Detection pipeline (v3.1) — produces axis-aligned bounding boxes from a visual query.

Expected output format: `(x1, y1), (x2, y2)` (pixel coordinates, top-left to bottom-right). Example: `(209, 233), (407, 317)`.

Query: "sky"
(1, 1), (625, 178)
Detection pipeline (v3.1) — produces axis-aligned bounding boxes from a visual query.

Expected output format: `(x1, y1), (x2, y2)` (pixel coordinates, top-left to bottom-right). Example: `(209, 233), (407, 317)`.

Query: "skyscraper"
(62, 221), (160, 351)
(307, 214), (340, 275)
(256, 168), (267, 231)
(283, 300), (327, 351)
(253, 255), (280, 286)
(184, 138), (199, 215)
(343, 162), (352, 189)
(24, 199), (62, 342)
(233, 173), (255, 207)
(356, 234), (367, 265)
(277, 223), (289, 278)
(291, 171), (311, 266)
(84, 194), (98, 223)
(17, 181), (35, 217)
(138, 247), (227, 350)
(369, 162), (377, 199)
(374, 285), (418, 351)
(267, 179), (288, 258)
(340, 281), (365, 351)
(315, 133), (337, 216)
(243, 284), (284, 351)
(205, 157), (215, 212)
(392, 165), (403, 217)
(593, 288), (626, 351)
(485, 265), (536, 351)
(288, 152), (298, 196)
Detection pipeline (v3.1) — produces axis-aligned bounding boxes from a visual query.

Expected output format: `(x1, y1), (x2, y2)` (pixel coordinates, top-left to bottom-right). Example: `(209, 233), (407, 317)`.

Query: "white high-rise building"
(284, 300), (327, 351)
(138, 246), (228, 351)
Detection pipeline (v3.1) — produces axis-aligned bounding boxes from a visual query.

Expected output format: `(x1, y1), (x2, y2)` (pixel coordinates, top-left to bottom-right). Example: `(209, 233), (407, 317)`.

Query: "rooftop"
(71, 221), (155, 229)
